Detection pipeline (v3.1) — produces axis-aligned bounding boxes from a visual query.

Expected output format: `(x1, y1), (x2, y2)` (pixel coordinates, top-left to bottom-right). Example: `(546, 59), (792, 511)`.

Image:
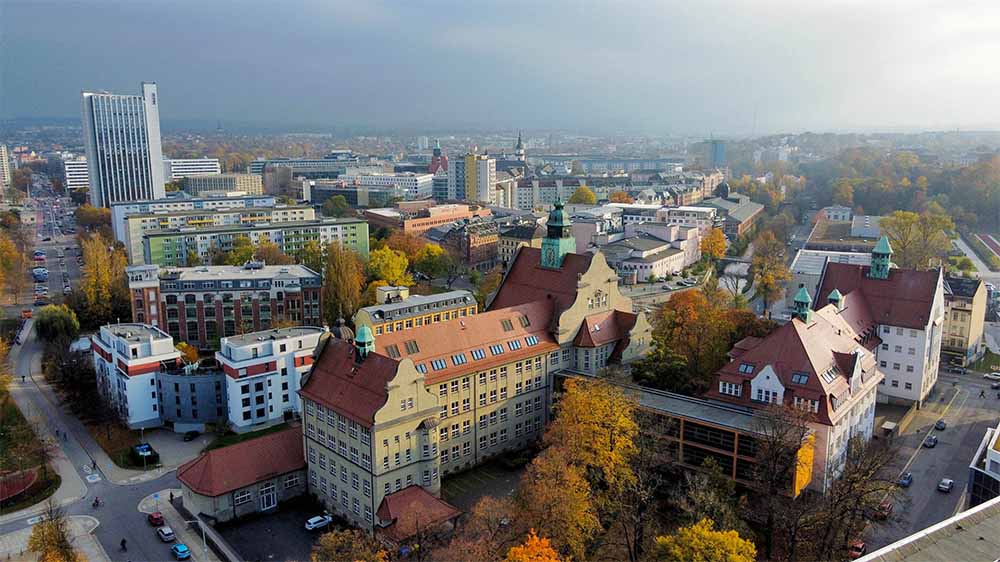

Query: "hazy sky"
(3, 0), (1000, 134)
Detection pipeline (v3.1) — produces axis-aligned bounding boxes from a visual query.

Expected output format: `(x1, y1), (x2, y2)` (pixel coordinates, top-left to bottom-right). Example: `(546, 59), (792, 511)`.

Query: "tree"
(311, 528), (387, 562)
(653, 519), (756, 562)
(413, 243), (452, 279)
(647, 289), (732, 391)
(298, 239), (326, 273)
(567, 186), (597, 205)
(385, 231), (425, 262)
(74, 235), (130, 329)
(545, 378), (638, 489)
(518, 448), (601, 560)
(74, 205), (111, 231)
(223, 237), (255, 265)
(434, 496), (524, 562)
(609, 191), (633, 204)
(831, 178), (854, 207)
(879, 210), (954, 270)
(321, 195), (351, 218)
(35, 305), (80, 343)
(254, 241), (295, 265)
(674, 458), (747, 536)
(750, 230), (791, 314)
(506, 530), (561, 562)
(367, 247), (412, 286)
(175, 342), (199, 363)
(700, 228), (727, 263)
(322, 243), (365, 323)
(474, 266), (504, 310)
(570, 161), (586, 176)
(28, 501), (86, 562)
(185, 249), (202, 267)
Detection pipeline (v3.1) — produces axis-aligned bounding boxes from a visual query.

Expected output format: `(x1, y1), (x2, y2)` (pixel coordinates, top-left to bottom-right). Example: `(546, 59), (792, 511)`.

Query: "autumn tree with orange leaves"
(506, 530), (561, 562)
(608, 191), (633, 204)
(700, 228), (727, 263)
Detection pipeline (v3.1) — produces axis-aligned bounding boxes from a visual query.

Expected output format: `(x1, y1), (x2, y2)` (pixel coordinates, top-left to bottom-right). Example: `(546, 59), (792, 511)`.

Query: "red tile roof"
(573, 310), (637, 348)
(728, 336), (763, 359)
(376, 301), (559, 385)
(299, 339), (401, 427)
(488, 247), (593, 311)
(177, 425), (305, 497)
(816, 263), (941, 330)
(709, 304), (881, 426)
(376, 485), (461, 543)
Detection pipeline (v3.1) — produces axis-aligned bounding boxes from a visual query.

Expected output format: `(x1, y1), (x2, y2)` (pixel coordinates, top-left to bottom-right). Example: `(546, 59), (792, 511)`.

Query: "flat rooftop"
(359, 290), (475, 320)
(159, 264), (319, 281)
(129, 205), (313, 219)
(223, 326), (327, 347)
(791, 249), (871, 275)
(145, 217), (364, 236)
(103, 323), (171, 342)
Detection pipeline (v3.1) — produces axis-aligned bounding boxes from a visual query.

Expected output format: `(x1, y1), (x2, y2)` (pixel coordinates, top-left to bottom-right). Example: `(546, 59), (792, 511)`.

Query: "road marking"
(25, 515), (46, 525)
(86, 474), (102, 483)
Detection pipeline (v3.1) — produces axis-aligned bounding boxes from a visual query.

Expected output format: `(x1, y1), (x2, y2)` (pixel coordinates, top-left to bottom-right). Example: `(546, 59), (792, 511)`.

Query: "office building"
(142, 217), (369, 267)
(814, 237), (945, 406)
(182, 173), (263, 197)
(163, 158), (222, 180)
(708, 139), (726, 167)
(655, 206), (720, 234)
(215, 326), (328, 432)
(942, 276), (987, 367)
(353, 286), (477, 336)
(0, 145), (11, 191)
(417, 136), (430, 150)
(126, 262), (323, 349)
(339, 172), (433, 200)
(249, 151), (360, 176)
(81, 82), (165, 207)
(119, 204), (316, 264)
(63, 157), (90, 191)
(447, 153), (496, 202)
(700, 184), (765, 237)
(304, 180), (404, 208)
(111, 196), (278, 242)
(363, 204), (492, 236)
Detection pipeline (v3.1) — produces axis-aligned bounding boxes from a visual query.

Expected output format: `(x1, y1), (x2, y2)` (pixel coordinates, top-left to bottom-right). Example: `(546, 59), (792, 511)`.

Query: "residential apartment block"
(141, 217), (369, 266)
(429, 219), (500, 272)
(498, 223), (544, 266)
(448, 153), (496, 202)
(119, 204), (316, 264)
(182, 173), (263, 197)
(942, 275), (986, 367)
(339, 172), (433, 200)
(0, 145), (10, 190)
(126, 262), (323, 349)
(815, 237), (944, 406)
(63, 157), (90, 191)
(304, 179), (405, 208)
(353, 286), (477, 336)
(163, 158), (221, 180)
(111, 195), (278, 242)
(216, 327), (327, 432)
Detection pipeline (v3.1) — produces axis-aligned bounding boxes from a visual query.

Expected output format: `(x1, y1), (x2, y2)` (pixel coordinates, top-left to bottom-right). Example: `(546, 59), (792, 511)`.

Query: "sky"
(3, 0), (1000, 135)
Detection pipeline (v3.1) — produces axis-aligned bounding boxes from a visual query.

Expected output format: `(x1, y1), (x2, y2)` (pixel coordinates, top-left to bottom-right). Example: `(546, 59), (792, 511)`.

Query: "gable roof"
(376, 485), (461, 543)
(177, 425), (305, 497)
(375, 301), (559, 385)
(816, 263), (940, 330)
(299, 338), (400, 427)
(489, 247), (593, 311)
(573, 310), (637, 348)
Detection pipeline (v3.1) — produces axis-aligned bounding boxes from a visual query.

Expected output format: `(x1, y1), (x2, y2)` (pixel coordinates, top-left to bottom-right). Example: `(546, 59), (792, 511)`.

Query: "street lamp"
(184, 519), (208, 556)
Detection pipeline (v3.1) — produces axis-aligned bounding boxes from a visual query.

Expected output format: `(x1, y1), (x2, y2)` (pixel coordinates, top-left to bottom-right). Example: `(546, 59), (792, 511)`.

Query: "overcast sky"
(3, 0), (1000, 135)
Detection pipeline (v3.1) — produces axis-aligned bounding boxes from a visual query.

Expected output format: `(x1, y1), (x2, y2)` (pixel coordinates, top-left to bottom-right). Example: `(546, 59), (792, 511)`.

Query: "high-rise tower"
(81, 82), (165, 207)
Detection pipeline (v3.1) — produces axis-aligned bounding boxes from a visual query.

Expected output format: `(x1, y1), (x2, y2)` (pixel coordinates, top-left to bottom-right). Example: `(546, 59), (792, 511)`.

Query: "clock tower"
(541, 201), (576, 269)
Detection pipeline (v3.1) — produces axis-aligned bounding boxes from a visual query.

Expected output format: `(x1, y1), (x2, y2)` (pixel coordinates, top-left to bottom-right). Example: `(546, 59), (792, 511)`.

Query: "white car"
(984, 373), (1000, 381)
(305, 515), (333, 531)
(157, 526), (176, 542)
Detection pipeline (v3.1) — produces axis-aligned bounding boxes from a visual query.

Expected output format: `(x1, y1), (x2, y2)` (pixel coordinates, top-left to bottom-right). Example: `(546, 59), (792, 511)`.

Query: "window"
(450, 380), (459, 393)
(479, 415), (487, 429)
(284, 474), (299, 489)
(462, 398), (470, 412)
(385, 345), (400, 359)
(452, 354), (468, 366)
(499, 407), (508, 422)
(755, 389), (778, 403)
(738, 363), (754, 374)
(821, 369), (837, 383)
(881, 343), (888, 350)
(501, 319), (514, 332)
(462, 377), (470, 389)
(905, 382), (913, 390)
(893, 363), (901, 371)
(719, 381), (741, 396)
(908, 347), (915, 355)
(525, 335), (539, 346)
(490, 345), (504, 356)
(234, 490), (251, 506)
(416, 364), (427, 374)
(451, 401), (458, 416)
(906, 365), (914, 373)
(471, 349), (486, 360)
(880, 360), (887, 368)
(883, 326), (890, 334)
(508, 340), (522, 351)
(515, 402), (523, 417)
(489, 389), (497, 403)
(431, 359), (447, 371)
(440, 427), (449, 441)
(500, 386), (507, 400)
(479, 392), (486, 406)
(404, 340), (419, 354)
(452, 423), (460, 438)
(791, 372), (809, 385)
(463, 420), (471, 434)
(891, 380), (899, 387)
(894, 345), (902, 353)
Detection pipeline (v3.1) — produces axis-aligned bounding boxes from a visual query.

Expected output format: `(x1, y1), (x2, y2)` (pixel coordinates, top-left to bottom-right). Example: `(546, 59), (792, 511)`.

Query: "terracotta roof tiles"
(299, 339), (400, 427)
(573, 310), (637, 348)
(376, 485), (461, 543)
(816, 263), (940, 330)
(489, 247), (593, 311)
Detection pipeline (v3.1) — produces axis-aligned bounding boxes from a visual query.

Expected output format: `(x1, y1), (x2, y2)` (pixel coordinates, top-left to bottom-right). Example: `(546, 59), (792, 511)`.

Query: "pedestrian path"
(0, 515), (110, 562)
(138, 489), (221, 562)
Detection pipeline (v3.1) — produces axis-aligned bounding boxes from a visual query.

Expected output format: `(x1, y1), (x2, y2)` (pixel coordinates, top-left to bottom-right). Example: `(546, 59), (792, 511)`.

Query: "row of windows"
(879, 360), (916, 373)
(374, 307), (473, 335)
(417, 337), (543, 373)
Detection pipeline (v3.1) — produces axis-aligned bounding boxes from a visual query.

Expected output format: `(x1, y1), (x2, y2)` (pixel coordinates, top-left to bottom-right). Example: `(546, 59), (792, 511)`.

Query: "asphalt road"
(866, 372), (1000, 549)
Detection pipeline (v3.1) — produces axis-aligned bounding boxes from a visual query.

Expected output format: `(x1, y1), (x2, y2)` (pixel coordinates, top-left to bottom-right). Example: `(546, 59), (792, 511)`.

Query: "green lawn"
(204, 422), (290, 452)
(0, 394), (45, 472)
(971, 349), (1000, 373)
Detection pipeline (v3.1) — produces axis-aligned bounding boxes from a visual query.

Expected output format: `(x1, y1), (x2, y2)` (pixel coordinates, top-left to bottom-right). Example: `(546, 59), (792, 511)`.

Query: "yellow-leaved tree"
(506, 530), (561, 562)
(653, 519), (756, 562)
(700, 228), (727, 262)
(175, 342), (199, 363)
(311, 528), (387, 562)
(567, 186), (597, 205)
(367, 246), (412, 286)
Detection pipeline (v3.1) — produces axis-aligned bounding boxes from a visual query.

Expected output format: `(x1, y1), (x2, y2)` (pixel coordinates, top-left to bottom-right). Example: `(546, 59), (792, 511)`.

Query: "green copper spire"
(541, 201), (575, 269)
(828, 288), (843, 310)
(869, 235), (893, 280)
(355, 325), (374, 361)
(793, 286), (813, 323)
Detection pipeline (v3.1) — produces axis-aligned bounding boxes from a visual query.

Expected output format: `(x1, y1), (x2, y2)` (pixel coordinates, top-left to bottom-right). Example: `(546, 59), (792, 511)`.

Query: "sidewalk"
(0, 515), (110, 562)
(138, 489), (221, 562)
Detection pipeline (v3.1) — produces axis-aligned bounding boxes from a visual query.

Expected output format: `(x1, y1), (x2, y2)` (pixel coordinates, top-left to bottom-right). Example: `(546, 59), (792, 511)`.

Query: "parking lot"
(214, 496), (325, 562)
(441, 460), (525, 512)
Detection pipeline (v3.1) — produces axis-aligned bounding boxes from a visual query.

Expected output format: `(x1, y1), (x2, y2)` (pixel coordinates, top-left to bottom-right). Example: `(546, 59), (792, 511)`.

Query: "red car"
(848, 540), (867, 559)
(875, 500), (893, 520)
(147, 511), (164, 526)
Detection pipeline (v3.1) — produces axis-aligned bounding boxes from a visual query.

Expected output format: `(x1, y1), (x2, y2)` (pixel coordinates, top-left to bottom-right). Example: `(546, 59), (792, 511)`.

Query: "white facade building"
(215, 327), (327, 433)
(656, 206), (719, 234)
(0, 145), (11, 191)
(63, 158), (90, 191)
(81, 82), (166, 207)
(339, 171), (433, 200)
(163, 158), (222, 180)
(110, 195), (277, 243)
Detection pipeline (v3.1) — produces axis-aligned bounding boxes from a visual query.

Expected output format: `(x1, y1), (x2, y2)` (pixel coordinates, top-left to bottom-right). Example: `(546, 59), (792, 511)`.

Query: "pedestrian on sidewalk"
(981, 389), (987, 398)
(92, 460), (96, 470)
(169, 492), (173, 502)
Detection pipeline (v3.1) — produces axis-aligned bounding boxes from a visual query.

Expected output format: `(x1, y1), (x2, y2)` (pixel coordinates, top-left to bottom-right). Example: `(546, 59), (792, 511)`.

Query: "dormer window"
(791, 372), (809, 385)
(820, 369), (837, 384)
(738, 363), (754, 374)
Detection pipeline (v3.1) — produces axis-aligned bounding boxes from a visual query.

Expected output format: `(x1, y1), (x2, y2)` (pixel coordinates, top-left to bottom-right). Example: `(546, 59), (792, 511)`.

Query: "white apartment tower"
(0, 145), (11, 191)
(63, 158), (90, 191)
(81, 82), (166, 207)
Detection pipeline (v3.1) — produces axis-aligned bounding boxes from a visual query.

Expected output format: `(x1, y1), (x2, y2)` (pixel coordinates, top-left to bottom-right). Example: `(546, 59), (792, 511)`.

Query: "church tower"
(868, 235), (893, 280)
(541, 201), (576, 269)
(514, 131), (526, 163)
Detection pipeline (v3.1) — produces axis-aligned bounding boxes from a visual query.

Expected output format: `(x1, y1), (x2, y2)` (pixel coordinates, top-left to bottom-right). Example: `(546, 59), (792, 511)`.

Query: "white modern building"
(448, 153), (496, 202)
(655, 206), (719, 234)
(63, 157), (90, 191)
(163, 158), (222, 180)
(181, 173), (264, 197)
(339, 171), (433, 200)
(81, 82), (166, 207)
(110, 195), (277, 243)
(215, 326), (327, 432)
(0, 145), (11, 191)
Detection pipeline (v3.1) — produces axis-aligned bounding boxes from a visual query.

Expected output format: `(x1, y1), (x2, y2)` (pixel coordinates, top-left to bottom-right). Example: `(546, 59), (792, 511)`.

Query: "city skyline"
(4, 1), (1000, 135)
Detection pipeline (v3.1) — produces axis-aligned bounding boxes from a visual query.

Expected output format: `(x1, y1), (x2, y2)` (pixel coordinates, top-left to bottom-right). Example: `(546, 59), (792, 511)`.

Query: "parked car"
(898, 472), (913, 488)
(848, 540), (867, 559)
(874, 500), (893, 520)
(157, 526), (176, 542)
(923, 435), (939, 448)
(984, 373), (1000, 381)
(992, 381), (1000, 390)
(147, 511), (164, 526)
(182, 431), (200, 442)
(938, 478), (955, 493)
(935, 419), (947, 430)
(170, 544), (191, 560)
(305, 515), (333, 531)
